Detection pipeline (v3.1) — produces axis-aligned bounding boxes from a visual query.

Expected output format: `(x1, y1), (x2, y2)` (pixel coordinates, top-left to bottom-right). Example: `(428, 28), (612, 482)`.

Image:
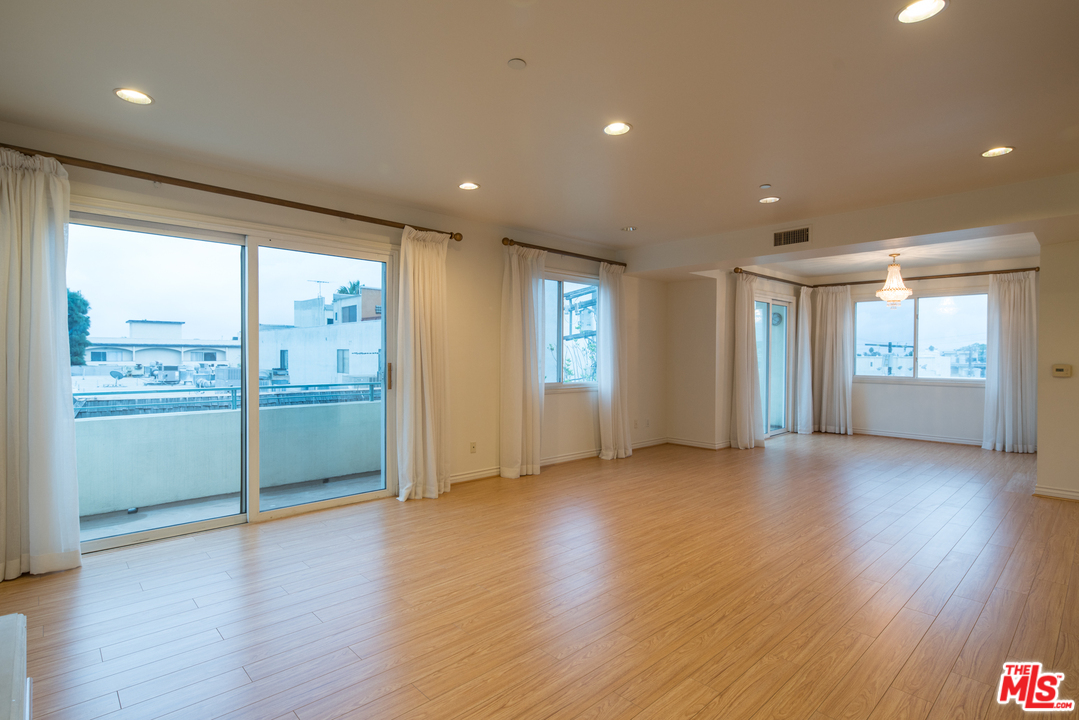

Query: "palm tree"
(337, 280), (361, 295)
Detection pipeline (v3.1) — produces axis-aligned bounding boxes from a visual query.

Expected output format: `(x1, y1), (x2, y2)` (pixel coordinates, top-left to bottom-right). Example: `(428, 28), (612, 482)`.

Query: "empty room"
(1, 1), (1078, 719)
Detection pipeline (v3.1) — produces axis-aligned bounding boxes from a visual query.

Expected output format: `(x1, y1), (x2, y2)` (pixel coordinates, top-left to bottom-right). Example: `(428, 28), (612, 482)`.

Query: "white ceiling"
(751, 233), (1041, 280)
(1, 1), (1077, 249)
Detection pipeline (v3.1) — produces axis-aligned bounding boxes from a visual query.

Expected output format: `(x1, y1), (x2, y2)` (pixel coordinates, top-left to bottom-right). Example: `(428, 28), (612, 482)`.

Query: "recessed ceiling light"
(604, 122), (632, 136)
(981, 146), (1014, 158)
(897, 0), (947, 23)
(759, 196), (781, 204)
(458, 182), (480, 190)
(114, 88), (153, 105)
(759, 183), (772, 189)
(622, 226), (636, 232)
(507, 58), (527, 70)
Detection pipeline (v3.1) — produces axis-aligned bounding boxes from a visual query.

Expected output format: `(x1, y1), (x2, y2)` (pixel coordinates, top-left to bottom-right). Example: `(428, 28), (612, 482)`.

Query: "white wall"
(627, 275), (668, 448)
(852, 382), (985, 444)
(1036, 240), (1079, 498)
(666, 278), (719, 448)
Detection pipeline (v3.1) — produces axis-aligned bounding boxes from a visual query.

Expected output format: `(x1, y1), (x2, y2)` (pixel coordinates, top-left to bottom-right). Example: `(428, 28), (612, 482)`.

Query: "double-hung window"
(544, 278), (598, 385)
(855, 293), (987, 380)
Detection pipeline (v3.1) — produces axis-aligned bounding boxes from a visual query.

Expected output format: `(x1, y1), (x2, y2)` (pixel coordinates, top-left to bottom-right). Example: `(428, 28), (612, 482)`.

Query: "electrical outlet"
(469, 442), (476, 454)
(633, 419), (638, 429)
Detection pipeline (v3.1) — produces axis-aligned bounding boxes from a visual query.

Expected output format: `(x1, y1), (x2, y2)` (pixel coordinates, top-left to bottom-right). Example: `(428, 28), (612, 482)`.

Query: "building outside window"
(336, 349), (349, 374)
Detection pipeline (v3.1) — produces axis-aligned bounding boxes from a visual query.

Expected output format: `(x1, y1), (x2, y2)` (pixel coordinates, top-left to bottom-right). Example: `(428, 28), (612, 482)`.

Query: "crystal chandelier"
(876, 254), (913, 308)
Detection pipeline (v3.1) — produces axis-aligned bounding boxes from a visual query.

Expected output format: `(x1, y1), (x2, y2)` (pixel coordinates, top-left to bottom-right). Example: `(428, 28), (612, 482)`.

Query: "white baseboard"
(852, 428), (981, 446)
(667, 437), (731, 451)
(632, 437), (668, 450)
(449, 466), (500, 484)
(541, 448), (601, 466)
(1033, 485), (1079, 502)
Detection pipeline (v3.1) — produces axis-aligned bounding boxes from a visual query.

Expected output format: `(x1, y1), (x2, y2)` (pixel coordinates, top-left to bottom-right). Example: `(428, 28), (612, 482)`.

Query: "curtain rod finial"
(502, 237), (514, 246)
(452, 232), (463, 241)
(733, 267), (744, 273)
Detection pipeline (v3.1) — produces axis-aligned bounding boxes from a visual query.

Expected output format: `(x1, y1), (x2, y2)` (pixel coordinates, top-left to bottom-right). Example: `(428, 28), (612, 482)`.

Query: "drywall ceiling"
(0, 1), (1077, 248)
(756, 233), (1041, 279)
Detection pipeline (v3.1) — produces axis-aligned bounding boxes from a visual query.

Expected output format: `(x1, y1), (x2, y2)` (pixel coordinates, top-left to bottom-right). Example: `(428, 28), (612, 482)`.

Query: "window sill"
(545, 382), (598, 395)
(853, 376), (986, 388)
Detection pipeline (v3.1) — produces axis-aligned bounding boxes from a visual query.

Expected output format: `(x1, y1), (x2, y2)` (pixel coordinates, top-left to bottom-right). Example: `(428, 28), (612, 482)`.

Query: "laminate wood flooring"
(1, 434), (1070, 720)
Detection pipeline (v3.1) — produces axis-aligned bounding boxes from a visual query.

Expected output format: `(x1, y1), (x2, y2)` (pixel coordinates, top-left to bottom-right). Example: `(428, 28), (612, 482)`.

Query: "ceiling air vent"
(774, 227), (810, 247)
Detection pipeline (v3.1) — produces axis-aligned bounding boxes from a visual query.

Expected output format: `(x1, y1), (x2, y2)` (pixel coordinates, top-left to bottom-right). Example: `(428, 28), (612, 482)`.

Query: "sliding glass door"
(754, 298), (793, 437)
(256, 247), (388, 512)
(68, 223), (246, 544)
(69, 217), (396, 549)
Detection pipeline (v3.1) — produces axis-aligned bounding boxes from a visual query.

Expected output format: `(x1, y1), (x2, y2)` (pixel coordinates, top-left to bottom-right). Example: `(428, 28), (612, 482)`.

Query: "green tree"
(337, 280), (361, 295)
(67, 289), (91, 366)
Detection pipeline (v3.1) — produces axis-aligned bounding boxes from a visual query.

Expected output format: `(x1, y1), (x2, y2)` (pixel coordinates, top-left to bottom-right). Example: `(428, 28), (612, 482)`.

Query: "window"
(917, 295), (988, 379)
(90, 351), (106, 362)
(279, 349), (288, 370)
(855, 294), (987, 379)
(855, 301), (914, 377)
(375, 305), (382, 315)
(203, 352), (217, 362)
(337, 349), (349, 374)
(341, 305), (357, 323)
(544, 279), (598, 384)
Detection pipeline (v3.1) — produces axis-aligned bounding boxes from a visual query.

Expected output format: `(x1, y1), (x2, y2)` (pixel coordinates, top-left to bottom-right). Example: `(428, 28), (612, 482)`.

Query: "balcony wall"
(76, 402), (381, 515)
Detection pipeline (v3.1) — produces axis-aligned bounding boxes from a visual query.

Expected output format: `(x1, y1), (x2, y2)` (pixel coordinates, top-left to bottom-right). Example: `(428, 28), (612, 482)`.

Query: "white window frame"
(852, 284), (988, 388)
(544, 269), (599, 394)
(70, 196), (399, 552)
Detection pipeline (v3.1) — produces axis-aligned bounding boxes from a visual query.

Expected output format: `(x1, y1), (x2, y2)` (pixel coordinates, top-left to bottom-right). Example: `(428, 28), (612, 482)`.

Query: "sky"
(855, 294), (987, 353)
(68, 224), (383, 340)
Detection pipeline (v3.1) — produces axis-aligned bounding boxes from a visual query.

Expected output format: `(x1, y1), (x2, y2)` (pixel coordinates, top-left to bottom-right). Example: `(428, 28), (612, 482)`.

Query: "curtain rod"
(502, 237), (627, 267)
(0, 142), (463, 241)
(734, 265), (1040, 289)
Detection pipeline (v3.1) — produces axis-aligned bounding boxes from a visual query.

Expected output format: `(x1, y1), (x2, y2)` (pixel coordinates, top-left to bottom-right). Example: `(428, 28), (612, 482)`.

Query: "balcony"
(73, 382), (384, 542)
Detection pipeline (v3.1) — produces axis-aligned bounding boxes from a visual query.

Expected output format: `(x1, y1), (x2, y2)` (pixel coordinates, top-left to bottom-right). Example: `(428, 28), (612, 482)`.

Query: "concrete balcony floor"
(79, 471), (384, 542)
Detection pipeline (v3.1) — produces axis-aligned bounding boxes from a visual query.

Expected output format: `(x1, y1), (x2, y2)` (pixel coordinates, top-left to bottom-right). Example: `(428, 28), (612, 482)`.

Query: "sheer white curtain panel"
(730, 273), (765, 449)
(812, 286), (854, 435)
(396, 227), (451, 500)
(0, 148), (82, 580)
(795, 286), (814, 434)
(598, 262), (632, 460)
(500, 245), (546, 478)
(982, 271), (1037, 453)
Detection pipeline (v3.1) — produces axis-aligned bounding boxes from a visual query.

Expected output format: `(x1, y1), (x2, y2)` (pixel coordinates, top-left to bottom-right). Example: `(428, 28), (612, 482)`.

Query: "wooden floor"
(2, 434), (1073, 720)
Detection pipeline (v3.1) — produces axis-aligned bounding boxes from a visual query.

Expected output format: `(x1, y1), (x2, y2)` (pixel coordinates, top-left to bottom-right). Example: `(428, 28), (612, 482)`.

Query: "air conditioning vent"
(774, 227), (810, 247)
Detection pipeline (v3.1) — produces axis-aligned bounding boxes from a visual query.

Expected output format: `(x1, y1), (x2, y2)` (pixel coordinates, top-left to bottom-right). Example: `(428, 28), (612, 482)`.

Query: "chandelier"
(876, 253), (913, 308)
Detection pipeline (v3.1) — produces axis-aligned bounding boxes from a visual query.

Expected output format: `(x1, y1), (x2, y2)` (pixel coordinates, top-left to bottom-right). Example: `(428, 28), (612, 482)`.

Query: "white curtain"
(598, 262), (633, 460)
(812, 286), (854, 435)
(1, 148), (81, 580)
(499, 245), (546, 478)
(983, 271), (1037, 453)
(396, 227), (450, 500)
(730, 273), (765, 449)
(795, 286), (814, 434)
